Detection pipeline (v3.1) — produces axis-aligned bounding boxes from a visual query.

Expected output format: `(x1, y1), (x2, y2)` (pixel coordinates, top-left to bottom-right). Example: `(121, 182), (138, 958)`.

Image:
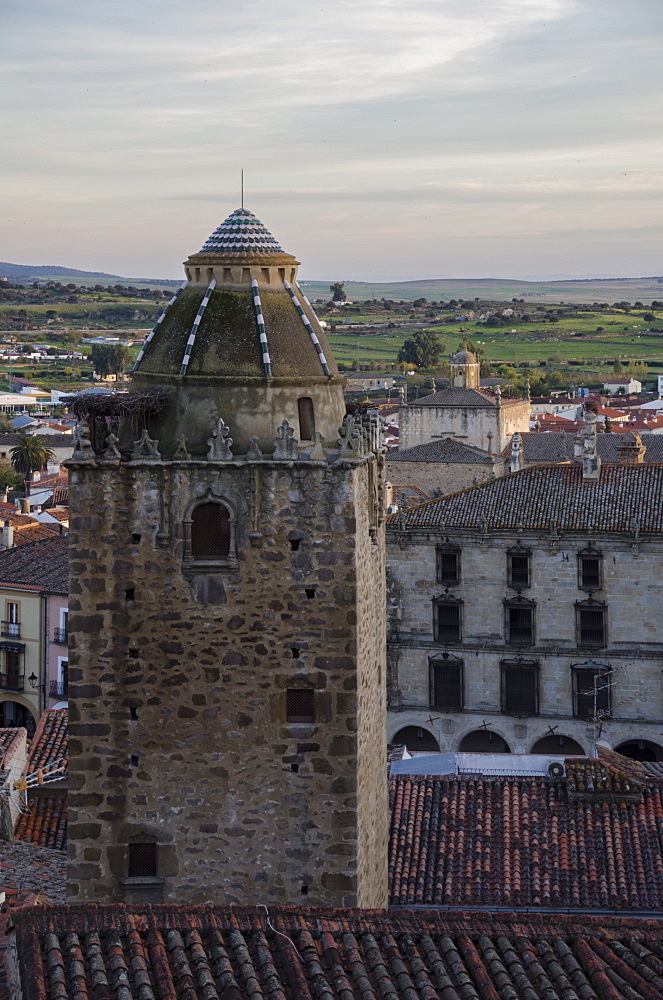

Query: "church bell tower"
(66, 207), (388, 907)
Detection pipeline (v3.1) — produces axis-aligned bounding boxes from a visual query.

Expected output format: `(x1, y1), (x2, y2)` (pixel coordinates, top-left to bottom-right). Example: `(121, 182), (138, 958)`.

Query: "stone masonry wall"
(399, 401), (529, 453)
(387, 529), (663, 754)
(67, 452), (387, 907)
(386, 459), (504, 497)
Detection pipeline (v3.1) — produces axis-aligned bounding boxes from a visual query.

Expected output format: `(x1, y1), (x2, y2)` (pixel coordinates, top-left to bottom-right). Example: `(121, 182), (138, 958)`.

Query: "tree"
(90, 344), (131, 377)
(329, 282), (346, 302)
(612, 358), (623, 374)
(10, 436), (55, 495)
(0, 466), (20, 492)
(397, 330), (443, 369)
(643, 313), (656, 323)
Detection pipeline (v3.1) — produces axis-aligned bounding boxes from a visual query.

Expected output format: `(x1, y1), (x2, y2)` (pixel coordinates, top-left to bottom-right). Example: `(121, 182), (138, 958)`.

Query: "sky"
(1, 0), (662, 281)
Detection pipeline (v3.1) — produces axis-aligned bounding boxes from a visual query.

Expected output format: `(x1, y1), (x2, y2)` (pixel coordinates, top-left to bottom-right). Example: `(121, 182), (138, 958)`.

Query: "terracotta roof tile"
(386, 464), (663, 533)
(0, 535), (68, 591)
(0, 844), (66, 908)
(13, 792), (67, 851)
(509, 431), (663, 464)
(407, 387), (503, 407)
(0, 727), (25, 762)
(388, 773), (663, 910)
(390, 484), (431, 507)
(27, 710), (67, 778)
(11, 905), (663, 1000)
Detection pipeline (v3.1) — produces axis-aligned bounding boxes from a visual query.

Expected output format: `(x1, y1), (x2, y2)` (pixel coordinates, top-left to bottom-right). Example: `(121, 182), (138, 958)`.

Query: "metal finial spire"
(241, 169), (244, 209)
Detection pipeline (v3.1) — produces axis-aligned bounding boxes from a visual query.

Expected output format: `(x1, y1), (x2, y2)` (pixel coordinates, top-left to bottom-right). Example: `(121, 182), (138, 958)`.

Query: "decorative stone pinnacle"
(207, 418), (233, 460)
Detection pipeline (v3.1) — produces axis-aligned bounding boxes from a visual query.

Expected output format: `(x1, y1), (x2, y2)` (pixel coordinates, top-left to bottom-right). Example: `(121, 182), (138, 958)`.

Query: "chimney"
(581, 402), (601, 481)
(617, 430), (646, 465)
(1, 520), (13, 549)
(510, 432), (522, 473)
(20, 497), (29, 514)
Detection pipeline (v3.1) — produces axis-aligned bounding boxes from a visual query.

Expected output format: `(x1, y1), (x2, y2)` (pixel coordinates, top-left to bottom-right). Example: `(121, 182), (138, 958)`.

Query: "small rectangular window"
(127, 842), (157, 878)
(286, 688), (315, 724)
(501, 662), (538, 716)
(434, 602), (462, 642)
(297, 397), (315, 440)
(436, 548), (460, 585)
(577, 605), (606, 646)
(507, 604), (534, 644)
(579, 555), (601, 590)
(429, 657), (463, 709)
(507, 551), (530, 588)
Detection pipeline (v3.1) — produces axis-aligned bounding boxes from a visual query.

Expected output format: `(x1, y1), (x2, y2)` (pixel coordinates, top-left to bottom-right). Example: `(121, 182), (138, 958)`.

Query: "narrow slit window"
(298, 397), (315, 441)
(191, 503), (230, 560)
(127, 842), (157, 878)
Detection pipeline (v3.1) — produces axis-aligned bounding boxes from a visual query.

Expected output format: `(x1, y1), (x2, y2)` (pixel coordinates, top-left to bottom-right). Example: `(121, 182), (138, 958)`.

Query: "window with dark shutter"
(506, 601), (535, 644)
(507, 548), (531, 588)
(576, 604), (607, 646)
(429, 655), (463, 710)
(434, 601), (462, 642)
(501, 660), (538, 715)
(436, 547), (460, 585)
(127, 842), (158, 878)
(578, 554), (602, 590)
(191, 503), (230, 560)
(286, 689), (315, 723)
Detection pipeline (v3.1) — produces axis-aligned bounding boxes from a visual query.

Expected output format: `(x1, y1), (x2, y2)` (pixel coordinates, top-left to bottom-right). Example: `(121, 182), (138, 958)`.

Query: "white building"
(603, 377), (642, 395)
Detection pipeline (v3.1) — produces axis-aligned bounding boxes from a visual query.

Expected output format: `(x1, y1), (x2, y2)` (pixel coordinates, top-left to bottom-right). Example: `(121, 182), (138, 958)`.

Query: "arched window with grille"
(184, 498), (236, 566)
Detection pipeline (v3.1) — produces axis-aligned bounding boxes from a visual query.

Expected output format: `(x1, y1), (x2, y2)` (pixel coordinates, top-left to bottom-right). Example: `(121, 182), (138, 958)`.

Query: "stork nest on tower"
(64, 389), (174, 420)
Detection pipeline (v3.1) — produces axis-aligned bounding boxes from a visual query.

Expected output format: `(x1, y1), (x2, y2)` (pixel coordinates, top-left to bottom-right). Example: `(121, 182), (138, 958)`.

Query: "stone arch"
(531, 734), (585, 756)
(391, 725), (440, 753)
(458, 728), (511, 753)
(615, 738), (663, 762)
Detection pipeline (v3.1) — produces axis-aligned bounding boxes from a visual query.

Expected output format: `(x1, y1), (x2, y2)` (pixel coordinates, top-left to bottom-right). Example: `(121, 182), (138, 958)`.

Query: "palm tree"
(11, 436), (55, 496)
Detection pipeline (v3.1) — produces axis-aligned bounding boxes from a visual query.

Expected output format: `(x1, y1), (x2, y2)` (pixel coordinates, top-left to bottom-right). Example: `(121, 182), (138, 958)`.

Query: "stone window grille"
(436, 544), (461, 586)
(572, 662), (611, 719)
(504, 596), (536, 645)
(297, 397), (315, 441)
(183, 497), (237, 568)
(127, 842), (158, 878)
(575, 600), (607, 647)
(577, 545), (602, 591)
(429, 652), (463, 710)
(433, 596), (463, 643)
(506, 544), (531, 589)
(500, 657), (539, 716)
(286, 688), (315, 724)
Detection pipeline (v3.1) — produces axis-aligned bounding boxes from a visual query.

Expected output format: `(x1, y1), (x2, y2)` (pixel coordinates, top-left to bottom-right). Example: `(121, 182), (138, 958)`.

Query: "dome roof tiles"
(198, 207), (285, 256)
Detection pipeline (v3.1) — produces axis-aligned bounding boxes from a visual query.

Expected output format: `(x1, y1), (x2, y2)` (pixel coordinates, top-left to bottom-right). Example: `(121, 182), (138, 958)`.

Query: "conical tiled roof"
(198, 207), (284, 256)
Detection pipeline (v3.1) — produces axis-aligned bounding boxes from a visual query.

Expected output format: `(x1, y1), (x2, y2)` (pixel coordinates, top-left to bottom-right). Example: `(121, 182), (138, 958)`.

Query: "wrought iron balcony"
(53, 627), (68, 644)
(0, 673), (24, 692)
(49, 679), (67, 698)
(1, 621), (20, 639)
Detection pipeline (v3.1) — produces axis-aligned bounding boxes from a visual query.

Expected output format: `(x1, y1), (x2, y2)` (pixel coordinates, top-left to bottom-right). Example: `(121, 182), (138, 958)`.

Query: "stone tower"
(67, 207), (388, 907)
(450, 349), (480, 388)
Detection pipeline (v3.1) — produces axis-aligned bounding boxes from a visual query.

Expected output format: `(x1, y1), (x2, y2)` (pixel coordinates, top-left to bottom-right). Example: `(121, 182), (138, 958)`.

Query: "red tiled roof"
(12, 523), (62, 547)
(13, 792), (67, 851)
(10, 905), (663, 1000)
(42, 507), (68, 522)
(27, 710), (67, 778)
(0, 727), (24, 764)
(51, 487), (68, 505)
(0, 535), (68, 591)
(389, 772), (663, 910)
(0, 844), (66, 909)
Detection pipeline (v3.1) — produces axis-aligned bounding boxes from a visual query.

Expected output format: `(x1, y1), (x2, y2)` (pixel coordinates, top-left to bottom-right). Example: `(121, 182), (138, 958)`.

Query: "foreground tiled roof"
(0, 535), (68, 592)
(11, 904), (663, 1000)
(198, 207), (285, 256)
(0, 843), (66, 907)
(0, 727), (24, 763)
(13, 792), (67, 851)
(386, 464), (663, 533)
(26, 709), (67, 778)
(389, 772), (663, 910)
(388, 437), (499, 465)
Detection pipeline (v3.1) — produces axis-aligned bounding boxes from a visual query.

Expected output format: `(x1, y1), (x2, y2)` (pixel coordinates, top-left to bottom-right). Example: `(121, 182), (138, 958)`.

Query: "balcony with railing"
(1, 621), (20, 639)
(53, 627), (68, 644)
(49, 679), (67, 698)
(0, 673), (24, 692)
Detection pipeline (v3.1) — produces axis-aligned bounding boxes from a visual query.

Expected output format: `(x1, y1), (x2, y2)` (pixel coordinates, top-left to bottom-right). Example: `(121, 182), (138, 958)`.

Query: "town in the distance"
(3, 207), (663, 999)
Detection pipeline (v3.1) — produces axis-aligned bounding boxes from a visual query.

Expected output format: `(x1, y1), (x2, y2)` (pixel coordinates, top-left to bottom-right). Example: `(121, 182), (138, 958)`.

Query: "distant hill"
(0, 262), (178, 289)
(299, 276), (663, 304)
